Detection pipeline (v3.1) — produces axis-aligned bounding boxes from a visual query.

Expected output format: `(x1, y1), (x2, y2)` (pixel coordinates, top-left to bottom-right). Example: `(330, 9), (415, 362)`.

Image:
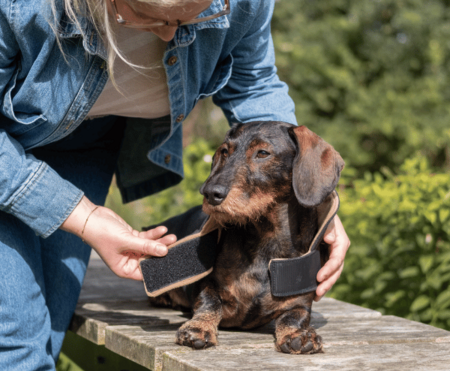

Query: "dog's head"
(200, 121), (344, 225)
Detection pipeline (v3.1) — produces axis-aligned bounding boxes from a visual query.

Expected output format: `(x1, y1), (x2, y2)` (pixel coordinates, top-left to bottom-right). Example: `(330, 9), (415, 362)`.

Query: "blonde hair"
(49, 0), (200, 86)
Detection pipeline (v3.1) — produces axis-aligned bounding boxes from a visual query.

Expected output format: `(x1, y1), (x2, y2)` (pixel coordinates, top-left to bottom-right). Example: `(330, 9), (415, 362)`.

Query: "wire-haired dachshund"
(149, 121), (344, 354)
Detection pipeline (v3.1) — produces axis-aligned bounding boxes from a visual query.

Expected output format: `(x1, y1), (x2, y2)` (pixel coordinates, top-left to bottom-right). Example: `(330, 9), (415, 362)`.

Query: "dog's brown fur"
(150, 121), (344, 354)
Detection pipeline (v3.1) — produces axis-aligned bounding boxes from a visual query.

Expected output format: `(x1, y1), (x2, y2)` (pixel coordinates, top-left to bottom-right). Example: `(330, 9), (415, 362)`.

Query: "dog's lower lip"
(205, 205), (229, 217)
(202, 202), (222, 215)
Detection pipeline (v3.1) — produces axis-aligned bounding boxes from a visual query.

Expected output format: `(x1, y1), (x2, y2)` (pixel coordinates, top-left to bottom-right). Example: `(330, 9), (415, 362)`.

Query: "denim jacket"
(0, 0), (296, 238)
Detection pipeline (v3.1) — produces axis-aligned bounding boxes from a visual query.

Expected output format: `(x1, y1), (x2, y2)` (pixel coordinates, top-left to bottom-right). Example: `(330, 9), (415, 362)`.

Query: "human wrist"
(60, 196), (97, 238)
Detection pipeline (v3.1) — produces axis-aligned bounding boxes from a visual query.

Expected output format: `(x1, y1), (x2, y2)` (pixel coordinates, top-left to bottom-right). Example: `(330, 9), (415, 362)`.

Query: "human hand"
(315, 215), (350, 301)
(60, 196), (176, 280)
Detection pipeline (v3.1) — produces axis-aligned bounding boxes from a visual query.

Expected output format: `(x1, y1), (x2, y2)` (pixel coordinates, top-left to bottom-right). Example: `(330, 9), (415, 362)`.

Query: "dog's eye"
(256, 150), (270, 158)
(221, 148), (229, 157)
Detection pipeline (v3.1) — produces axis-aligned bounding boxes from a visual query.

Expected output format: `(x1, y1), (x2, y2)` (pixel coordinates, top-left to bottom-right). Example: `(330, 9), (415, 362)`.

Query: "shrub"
(331, 157), (450, 330)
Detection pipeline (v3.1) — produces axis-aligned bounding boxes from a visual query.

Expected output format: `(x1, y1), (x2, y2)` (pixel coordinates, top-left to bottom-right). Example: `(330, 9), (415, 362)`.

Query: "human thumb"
(323, 219), (336, 244)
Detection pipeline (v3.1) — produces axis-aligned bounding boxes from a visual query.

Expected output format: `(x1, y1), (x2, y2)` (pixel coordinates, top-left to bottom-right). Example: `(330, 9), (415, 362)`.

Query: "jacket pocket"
(1, 67), (48, 136)
(195, 54), (233, 103)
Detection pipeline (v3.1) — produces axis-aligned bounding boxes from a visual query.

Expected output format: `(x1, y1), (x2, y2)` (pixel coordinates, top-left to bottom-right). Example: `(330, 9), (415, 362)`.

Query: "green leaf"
(399, 266), (420, 279)
(424, 211), (437, 224)
(438, 310), (450, 320)
(419, 256), (435, 274)
(426, 274), (443, 291)
(377, 271), (396, 281)
(420, 308), (433, 322)
(436, 291), (450, 308)
(410, 295), (430, 312)
(361, 288), (375, 300)
(384, 290), (406, 308)
(439, 209), (450, 223)
(374, 280), (387, 293)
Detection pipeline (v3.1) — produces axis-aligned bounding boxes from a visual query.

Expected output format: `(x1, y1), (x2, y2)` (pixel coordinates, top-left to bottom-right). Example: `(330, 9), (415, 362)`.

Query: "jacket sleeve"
(0, 4), (84, 238)
(213, 0), (297, 125)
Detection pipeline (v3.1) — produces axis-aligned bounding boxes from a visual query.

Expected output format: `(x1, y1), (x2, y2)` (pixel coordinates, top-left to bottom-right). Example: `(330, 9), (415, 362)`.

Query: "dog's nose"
(202, 184), (228, 206)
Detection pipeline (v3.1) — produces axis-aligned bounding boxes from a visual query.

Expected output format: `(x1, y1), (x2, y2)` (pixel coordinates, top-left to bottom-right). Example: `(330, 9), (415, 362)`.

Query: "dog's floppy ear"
(288, 125), (344, 207)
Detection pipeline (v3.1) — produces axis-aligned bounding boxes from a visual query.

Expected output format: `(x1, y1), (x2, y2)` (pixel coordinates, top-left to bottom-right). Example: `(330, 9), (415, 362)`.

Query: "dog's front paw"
(176, 320), (218, 350)
(275, 326), (323, 354)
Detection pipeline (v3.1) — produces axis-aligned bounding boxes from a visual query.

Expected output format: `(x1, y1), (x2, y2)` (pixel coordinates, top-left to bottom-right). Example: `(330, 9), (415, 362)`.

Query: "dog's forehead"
(225, 121), (294, 149)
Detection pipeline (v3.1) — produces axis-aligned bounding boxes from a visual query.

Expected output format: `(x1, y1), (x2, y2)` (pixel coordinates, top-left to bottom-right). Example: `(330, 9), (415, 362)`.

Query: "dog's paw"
(275, 326), (323, 355)
(175, 320), (218, 350)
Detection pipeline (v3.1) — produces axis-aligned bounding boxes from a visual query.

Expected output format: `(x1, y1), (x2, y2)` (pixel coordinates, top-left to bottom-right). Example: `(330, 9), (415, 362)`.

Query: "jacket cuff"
(7, 161), (84, 238)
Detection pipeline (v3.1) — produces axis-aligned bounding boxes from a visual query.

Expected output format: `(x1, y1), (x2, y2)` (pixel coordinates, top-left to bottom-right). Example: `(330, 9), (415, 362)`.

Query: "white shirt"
(88, 26), (170, 119)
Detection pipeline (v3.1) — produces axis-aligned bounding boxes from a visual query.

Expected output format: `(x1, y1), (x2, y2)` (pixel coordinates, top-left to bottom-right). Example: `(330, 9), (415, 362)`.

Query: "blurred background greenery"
(106, 0), (450, 332)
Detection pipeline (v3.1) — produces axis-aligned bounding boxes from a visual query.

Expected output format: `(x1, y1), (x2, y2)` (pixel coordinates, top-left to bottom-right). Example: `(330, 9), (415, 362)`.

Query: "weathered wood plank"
(316, 315), (450, 346)
(102, 315), (450, 371)
(311, 297), (381, 320)
(78, 259), (145, 303)
(162, 342), (450, 371)
(251, 315), (450, 346)
(70, 303), (171, 345)
(70, 257), (450, 370)
(105, 325), (182, 371)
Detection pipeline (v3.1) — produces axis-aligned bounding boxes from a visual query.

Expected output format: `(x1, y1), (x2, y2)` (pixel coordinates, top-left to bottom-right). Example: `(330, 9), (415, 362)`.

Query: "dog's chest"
(213, 263), (270, 328)
(211, 230), (290, 328)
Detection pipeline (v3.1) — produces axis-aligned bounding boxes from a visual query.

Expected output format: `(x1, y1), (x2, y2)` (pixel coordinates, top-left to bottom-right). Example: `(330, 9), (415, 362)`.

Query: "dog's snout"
(202, 184), (228, 206)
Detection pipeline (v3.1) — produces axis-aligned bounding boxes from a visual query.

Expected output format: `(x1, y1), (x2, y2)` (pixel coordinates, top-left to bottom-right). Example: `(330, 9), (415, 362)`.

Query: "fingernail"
(156, 244), (167, 256)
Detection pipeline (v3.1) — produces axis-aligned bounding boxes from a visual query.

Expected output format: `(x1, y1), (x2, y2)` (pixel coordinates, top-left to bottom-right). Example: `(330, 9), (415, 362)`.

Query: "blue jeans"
(0, 116), (125, 370)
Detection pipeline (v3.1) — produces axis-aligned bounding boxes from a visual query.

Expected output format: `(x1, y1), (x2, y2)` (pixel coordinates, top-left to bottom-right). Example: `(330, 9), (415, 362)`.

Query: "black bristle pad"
(269, 250), (321, 297)
(269, 193), (340, 297)
(140, 229), (220, 295)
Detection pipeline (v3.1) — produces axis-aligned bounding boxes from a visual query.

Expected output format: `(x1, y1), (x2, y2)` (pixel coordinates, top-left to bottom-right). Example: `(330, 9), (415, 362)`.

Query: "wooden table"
(66, 255), (450, 371)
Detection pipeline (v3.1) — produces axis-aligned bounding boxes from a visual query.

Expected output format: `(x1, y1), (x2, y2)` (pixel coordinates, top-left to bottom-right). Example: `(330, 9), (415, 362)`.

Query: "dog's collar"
(139, 191), (340, 298)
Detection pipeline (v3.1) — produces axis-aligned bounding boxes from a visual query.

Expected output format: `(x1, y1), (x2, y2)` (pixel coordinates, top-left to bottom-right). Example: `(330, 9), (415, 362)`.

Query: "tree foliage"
(272, 0), (450, 173)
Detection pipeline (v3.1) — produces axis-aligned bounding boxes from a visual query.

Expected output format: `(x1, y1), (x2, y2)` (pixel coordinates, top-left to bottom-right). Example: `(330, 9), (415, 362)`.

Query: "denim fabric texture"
(0, 0), (296, 238)
(0, 116), (124, 370)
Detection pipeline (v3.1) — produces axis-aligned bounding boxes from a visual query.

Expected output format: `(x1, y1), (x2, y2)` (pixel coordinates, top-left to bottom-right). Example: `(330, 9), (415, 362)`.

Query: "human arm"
(0, 5), (83, 238)
(60, 196), (173, 280)
(213, 0), (297, 125)
(0, 10), (85, 237)
(0, 133), (173, 280)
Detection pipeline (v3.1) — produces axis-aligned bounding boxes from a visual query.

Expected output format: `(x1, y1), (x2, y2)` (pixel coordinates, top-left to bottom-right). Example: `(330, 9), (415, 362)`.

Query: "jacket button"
(176, 114), (185, 122)
(164, 155), (171, 164)
(167, 56), (178, 66)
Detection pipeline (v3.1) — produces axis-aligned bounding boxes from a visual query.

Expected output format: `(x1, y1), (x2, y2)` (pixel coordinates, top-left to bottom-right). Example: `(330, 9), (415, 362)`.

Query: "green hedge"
(331, 157), (450, 330)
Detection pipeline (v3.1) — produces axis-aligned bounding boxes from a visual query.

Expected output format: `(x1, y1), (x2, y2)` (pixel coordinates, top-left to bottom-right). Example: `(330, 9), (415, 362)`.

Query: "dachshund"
(149, 121), (344, 354)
